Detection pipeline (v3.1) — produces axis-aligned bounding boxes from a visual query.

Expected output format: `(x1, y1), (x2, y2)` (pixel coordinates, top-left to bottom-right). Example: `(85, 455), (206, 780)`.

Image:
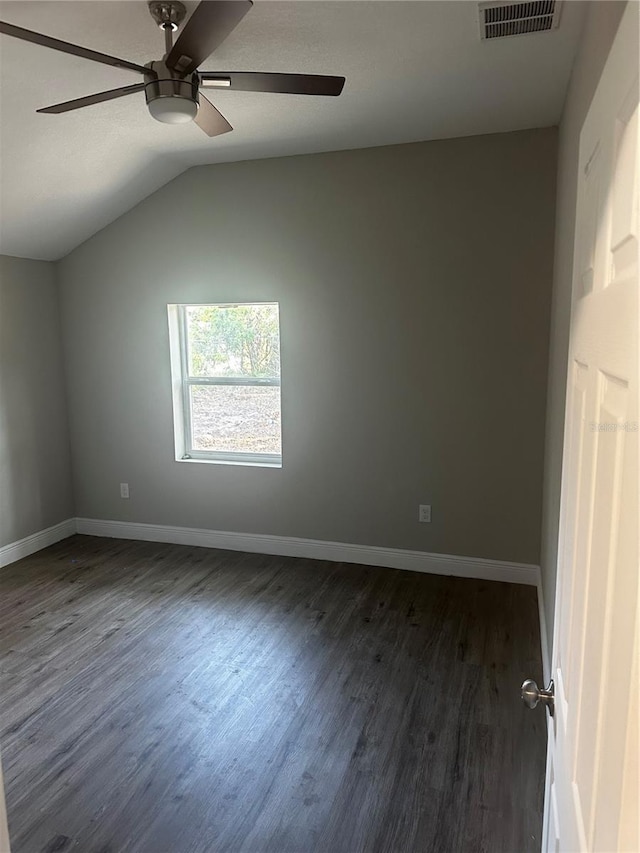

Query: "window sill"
(175, 456), (282, 469)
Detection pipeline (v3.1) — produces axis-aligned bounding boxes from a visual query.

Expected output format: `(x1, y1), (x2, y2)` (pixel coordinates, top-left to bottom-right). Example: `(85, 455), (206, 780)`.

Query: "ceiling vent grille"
(479, 1), (561, 40)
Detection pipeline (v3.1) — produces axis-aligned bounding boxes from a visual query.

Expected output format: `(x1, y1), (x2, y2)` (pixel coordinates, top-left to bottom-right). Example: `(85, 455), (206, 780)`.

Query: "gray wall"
(58, 128), (557, 564)
(539, 1), (627, 655)
(0, 255), (74, 546)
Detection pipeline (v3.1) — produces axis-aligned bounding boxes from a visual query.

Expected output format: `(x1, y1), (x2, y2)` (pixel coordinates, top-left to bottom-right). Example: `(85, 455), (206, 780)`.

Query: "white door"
(543, 2), (639, 851)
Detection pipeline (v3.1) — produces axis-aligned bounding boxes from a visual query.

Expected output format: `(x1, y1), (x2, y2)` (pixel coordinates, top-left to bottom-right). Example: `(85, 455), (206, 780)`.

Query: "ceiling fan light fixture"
(144, 69), (199, 124)
(147, 95), (198, 124)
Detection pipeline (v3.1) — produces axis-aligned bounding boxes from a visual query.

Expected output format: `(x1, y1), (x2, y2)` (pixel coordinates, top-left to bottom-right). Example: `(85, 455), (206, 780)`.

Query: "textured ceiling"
(0, 1), (585, 260)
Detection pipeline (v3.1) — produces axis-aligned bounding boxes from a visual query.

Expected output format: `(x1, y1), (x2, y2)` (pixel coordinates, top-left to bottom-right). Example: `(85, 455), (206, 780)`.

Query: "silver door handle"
(521, 678), (554, 716)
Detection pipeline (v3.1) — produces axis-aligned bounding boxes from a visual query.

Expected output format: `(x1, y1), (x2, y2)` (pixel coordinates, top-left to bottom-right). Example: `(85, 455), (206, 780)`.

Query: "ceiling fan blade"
(36, 83), (145, 114)
(166, 1), (252, 77)
(194, 94), (233, 137)
(0, 21), (150, 75)
(199, 72), (346, 96)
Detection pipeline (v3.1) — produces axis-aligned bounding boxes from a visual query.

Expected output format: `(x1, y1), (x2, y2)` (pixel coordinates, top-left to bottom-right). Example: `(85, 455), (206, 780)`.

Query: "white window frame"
(168, 302), (282, 468)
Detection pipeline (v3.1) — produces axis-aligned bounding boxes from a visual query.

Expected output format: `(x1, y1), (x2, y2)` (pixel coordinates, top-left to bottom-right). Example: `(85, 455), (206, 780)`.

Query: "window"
(168, 303), (282, 466)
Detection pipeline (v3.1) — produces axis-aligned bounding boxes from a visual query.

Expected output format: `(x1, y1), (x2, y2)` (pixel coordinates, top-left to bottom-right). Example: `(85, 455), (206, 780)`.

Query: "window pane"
(190, 385), (281, 455)
(186, 304), (280, 379)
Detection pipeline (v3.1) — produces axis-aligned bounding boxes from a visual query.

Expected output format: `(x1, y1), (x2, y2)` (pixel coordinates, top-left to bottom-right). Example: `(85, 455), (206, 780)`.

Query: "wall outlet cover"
(419, 504), (431, 523)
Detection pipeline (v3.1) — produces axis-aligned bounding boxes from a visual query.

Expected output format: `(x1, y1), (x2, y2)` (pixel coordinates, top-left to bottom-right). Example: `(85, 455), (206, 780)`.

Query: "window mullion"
(185, 377), (281, 387)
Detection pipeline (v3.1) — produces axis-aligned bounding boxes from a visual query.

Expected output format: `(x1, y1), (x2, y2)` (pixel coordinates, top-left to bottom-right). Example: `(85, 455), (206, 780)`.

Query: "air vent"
(479, 1), (561, 40)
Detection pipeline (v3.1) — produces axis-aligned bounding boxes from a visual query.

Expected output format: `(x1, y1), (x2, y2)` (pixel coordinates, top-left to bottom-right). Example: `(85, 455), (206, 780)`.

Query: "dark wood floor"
(0, 535), (546, 853)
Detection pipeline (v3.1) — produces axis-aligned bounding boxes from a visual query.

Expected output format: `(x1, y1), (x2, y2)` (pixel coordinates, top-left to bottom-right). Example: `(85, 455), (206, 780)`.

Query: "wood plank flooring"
(0, 535), (546, 853)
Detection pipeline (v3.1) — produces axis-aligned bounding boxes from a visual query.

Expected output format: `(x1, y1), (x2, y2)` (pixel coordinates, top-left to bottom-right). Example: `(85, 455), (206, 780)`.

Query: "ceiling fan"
(0, 1), (346, 137)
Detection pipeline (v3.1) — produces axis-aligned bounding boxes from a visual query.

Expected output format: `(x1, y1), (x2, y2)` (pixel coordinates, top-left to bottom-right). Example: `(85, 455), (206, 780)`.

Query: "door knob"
(521, 678), (554, 716)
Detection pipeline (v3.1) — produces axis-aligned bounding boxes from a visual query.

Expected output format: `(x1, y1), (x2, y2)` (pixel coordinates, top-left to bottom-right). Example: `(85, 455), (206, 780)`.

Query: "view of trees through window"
(185, 304), (281, 458)
(187, 304), (280, 379)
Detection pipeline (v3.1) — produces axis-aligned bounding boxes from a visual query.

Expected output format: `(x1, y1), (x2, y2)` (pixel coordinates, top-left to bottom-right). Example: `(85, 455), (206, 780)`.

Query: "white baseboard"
(75, 517), (539, 586)
(0, 515), (542, 590)
(537, 574), (551, 683)
(0, 518), (77, 569)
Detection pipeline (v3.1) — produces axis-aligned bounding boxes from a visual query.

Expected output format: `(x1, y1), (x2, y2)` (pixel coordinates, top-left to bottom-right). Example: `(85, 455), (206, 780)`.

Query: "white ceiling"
(0, 0), (585, 261)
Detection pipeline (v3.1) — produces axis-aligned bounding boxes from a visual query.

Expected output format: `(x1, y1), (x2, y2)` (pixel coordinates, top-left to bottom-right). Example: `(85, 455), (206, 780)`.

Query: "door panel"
(609, 89), (638, 290)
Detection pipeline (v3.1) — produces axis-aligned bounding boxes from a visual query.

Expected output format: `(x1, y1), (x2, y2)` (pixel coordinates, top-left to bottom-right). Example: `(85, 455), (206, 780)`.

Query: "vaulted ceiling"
(0, 1), (585, 260)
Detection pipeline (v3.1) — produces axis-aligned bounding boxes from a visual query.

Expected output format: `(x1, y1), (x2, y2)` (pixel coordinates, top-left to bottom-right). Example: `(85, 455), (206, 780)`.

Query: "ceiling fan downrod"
(148, 1), (186, 54)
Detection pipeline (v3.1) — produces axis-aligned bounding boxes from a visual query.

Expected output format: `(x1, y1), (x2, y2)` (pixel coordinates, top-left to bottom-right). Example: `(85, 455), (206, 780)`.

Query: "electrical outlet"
(120, 483), (130, 499)
(418, 504), (431, 523)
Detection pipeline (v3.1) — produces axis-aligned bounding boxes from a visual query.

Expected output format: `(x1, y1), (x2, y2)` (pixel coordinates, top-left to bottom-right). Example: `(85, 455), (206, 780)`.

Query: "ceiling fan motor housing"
(144, 60), (199, 124)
